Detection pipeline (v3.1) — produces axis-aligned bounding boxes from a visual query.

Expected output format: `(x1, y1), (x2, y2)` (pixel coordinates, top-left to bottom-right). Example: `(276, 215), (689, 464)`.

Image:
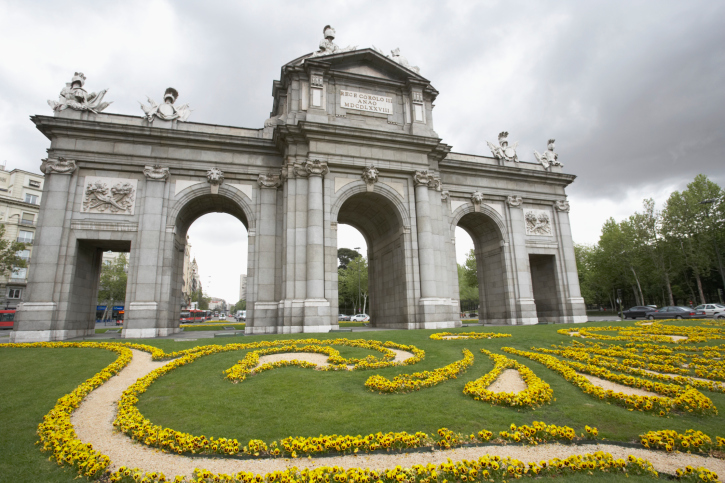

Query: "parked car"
(694, 304), (725, 318)
(338, 314), (351, 321)
(622, 306), (658, 319)
(350, 313), (370, 322)
(647, 306), (706, 320)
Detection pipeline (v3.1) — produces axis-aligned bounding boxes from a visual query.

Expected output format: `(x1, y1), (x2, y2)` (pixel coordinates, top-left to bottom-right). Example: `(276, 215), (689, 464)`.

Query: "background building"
(239, 274), (247, 301)
(0, 165), (44, 309)
(209, 297), (227, 312)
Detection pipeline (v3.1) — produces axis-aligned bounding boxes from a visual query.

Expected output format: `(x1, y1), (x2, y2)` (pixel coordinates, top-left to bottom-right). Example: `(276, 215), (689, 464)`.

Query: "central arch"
(332, 182), (412, 328)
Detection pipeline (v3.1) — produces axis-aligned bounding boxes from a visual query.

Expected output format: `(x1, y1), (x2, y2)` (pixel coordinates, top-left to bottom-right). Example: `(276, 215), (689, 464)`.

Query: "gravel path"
(70, 349), (723, 479)
(486, 369), (527, 393)
(576, 372), (658, 397)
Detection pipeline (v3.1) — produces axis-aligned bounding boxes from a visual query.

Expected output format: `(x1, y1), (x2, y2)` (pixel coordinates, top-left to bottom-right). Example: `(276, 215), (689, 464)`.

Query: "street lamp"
(354, 247), (361, 314)
(699, 199), (725, 302)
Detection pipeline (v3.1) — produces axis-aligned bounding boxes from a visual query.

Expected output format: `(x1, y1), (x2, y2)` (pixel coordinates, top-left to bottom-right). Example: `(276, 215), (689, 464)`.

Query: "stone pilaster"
(302, 159), (330, 329)
(11, 159), (81, 342)
(506, 197), (538, 325)
(253, 172), (282, 329)
(553, 201), (587, 323)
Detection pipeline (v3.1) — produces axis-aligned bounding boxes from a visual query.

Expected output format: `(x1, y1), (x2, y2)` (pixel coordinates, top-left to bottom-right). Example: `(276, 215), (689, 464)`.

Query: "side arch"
(450, 202), (508, 240)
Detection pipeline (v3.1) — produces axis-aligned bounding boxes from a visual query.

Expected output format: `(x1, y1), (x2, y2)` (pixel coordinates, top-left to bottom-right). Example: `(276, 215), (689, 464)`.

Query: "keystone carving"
(48, 72), (112, 113)
(361, 165), (379, 192)
(207, 167), (224, 194)
(41, 157), (77, 175)
(143, 164), (170, 181)
(471, 192), (485, 212)
(555, 200), (571, 212)
(82, 178), (137, 215)
(506, 195), (523, 207)
(257, 171), (282, 189)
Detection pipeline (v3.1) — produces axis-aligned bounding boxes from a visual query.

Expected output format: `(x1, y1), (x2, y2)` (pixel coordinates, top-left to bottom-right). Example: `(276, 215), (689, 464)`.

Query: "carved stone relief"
(257, 171), (282, 189)
(524, 209), (553, 236)
(470, 191), (484, 212)
(81, 177), (137, 215)
(296, 159), (329, 177)
(41, 157), (77, 175)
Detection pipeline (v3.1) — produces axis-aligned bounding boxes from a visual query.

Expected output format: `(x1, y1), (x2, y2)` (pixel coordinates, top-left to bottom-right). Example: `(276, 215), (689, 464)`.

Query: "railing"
(16, 237), (33, 244)
(19, 219), (36, 226)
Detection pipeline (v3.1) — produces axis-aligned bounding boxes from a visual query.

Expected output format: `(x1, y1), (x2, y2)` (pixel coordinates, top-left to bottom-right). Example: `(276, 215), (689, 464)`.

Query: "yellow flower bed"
(429, 331), (513, 340)
(675, 465), (720, 482)
(105, 452), (660, 483)
(559, 319), (725, 344)
(503, 347), (717, 416)
(462, 349), (553, 408)
(364, 349), (474, 393)
(498, 421), (597, 445)
(640, 429), (713, 453)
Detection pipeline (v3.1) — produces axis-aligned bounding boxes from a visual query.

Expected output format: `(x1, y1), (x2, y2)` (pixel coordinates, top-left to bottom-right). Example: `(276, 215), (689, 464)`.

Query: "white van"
(236, 310), (246, 321)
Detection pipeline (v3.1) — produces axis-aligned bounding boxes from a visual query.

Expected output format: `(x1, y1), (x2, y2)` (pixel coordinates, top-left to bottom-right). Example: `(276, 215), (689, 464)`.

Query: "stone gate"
(11, 31), (586, 342)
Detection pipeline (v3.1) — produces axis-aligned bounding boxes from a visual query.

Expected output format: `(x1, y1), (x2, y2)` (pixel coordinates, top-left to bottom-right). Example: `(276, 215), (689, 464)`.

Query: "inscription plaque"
(340, 90), (393, 114)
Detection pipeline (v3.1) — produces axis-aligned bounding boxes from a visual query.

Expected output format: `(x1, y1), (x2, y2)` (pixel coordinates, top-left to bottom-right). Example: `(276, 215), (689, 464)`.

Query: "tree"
(98, 254), (128, 320)
(231, 300), (246, 312)
(338, 255), (368, 313)
(337, 248), (361, 269)
(191, 289), (210, 310)
(0, 225), (28, 276)
(462, 249), (478, 288)
(457, 264), (478, 301)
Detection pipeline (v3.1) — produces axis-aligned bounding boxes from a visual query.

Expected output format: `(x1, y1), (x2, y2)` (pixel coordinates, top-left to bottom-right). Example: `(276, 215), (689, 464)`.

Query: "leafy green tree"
(191, 289), (210, 310)
(0, 225), (28, 276)
(338, 255), (368, 313)
(231, 300), (246, 312)
(337, 248), (361, 269)
(98, 254), (128, 309)
(457, 263), (478, 301)
(462, 249), (478, 288)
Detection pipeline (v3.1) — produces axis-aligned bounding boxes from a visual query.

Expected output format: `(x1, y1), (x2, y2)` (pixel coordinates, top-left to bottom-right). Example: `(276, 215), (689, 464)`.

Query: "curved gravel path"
(71, 349), (724, 479)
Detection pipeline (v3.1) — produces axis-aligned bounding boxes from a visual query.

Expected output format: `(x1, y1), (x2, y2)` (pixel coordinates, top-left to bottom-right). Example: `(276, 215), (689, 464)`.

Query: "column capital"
(296, 158), (329, 178)
(257, 171), (282, 189)
(143, 164), (170, 181)
(506, 195), (523, 207)
(555, 199), (571, 212)
(413, 170), (442, 191)
(40, 157), (76, 175)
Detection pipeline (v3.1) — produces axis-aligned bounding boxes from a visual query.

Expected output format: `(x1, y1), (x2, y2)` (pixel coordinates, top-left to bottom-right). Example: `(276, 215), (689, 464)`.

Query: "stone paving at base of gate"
(70, 349), (725, 479)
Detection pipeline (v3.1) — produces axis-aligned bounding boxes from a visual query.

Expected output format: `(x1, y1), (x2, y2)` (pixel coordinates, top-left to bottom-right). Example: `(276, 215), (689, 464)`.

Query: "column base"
(417, 298), (461, 326)
(9, 328), (94, 343)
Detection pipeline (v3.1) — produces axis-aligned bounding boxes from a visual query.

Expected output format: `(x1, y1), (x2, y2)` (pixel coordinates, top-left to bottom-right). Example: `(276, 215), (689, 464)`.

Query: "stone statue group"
(487, 132), (563, 170)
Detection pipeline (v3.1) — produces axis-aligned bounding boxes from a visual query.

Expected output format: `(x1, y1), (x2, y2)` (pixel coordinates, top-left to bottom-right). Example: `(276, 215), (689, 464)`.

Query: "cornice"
(31, 115), (280, 157)
(440, 158), (577, 187)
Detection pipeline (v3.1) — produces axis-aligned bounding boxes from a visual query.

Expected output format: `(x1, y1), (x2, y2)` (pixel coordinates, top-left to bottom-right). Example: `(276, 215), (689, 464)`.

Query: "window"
(8, 288), (21, 299)
(17, 230), (33, 243)
(21, 213), (34, 226)
(413, 103), (424, 122)
(16, 250), (29, 261)
(11, 268), (26, 279)
(24, 194), (39, 205)
(29, 180), (41, 188)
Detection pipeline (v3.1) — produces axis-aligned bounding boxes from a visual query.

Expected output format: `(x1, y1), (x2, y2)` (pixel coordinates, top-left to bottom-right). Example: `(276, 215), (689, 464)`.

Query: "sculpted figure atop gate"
(140, 88), (192, 123)
(534, 139), (562, 170)
(48, 72), (112, 113)
(310, 25), (356, 58)
(487, 131), (519, 163)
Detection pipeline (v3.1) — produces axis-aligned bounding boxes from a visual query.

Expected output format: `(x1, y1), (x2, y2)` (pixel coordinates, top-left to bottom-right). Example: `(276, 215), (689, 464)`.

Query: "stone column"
(301, 159), (329, 330)
(11, 158), (79, 342)
(253, 171), (282, 329)
(124, 166), (176, 338)
(414, 171), (436, 299)
(554, 200), (587, 323)
(506, 195), (538, 325)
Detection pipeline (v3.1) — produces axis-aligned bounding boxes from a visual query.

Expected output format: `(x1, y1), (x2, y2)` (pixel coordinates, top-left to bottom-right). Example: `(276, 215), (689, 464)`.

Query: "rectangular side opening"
(529, 254), (561, 323)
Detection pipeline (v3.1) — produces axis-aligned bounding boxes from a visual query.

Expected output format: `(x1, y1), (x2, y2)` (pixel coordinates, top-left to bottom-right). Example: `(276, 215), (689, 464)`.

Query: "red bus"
(180, 309), (206, 323)
(0, 309), (16, 329)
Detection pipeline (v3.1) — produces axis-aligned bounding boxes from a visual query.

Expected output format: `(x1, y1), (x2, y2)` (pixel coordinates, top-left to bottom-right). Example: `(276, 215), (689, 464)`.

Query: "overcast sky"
(1, 1), (723, 304)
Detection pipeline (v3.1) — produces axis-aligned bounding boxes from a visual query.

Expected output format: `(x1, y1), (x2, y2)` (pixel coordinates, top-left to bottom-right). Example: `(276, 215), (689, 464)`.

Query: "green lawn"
(1, 320), (721, 482)
(0, 347), (118, 482)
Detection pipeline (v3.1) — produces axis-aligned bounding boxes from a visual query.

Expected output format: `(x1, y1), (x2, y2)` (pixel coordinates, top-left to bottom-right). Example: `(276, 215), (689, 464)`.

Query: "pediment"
(299, 49), (430, 84)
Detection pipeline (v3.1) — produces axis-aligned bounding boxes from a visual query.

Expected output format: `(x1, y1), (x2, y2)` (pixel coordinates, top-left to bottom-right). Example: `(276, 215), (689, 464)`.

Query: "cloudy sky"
(1, 1), (723, 304)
